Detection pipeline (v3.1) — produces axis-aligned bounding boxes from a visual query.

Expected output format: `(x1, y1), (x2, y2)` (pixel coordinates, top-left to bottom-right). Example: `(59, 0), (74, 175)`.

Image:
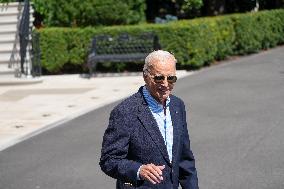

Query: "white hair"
(143, 50), (177, 75)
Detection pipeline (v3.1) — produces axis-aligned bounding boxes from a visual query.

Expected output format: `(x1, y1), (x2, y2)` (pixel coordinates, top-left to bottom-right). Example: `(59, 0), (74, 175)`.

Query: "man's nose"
(161, 78), (169, 86)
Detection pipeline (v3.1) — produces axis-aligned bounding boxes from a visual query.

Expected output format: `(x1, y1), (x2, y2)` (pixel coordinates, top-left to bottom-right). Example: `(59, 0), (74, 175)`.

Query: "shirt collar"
(142, 86), (170, 113)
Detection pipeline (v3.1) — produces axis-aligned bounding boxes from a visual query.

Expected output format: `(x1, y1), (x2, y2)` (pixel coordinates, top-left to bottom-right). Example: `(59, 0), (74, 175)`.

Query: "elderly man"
(100, 50), (199, 189)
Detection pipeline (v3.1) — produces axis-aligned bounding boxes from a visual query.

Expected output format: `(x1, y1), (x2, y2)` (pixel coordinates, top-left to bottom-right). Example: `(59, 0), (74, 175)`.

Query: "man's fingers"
(146, 171), (161, 184)
(157, 165), (165, 171)
(143, 174), (157, 184)
(140, 165), (161, 183)
(152, 164), (164, 175)
(148, 164), (163, 179)
(139, 164), (165, 184)
(140, 168), (158, 184)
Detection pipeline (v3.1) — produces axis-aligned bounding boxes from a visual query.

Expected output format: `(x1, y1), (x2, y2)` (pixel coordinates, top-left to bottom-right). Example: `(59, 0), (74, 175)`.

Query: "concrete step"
(0, 64), (15, 75)
(0, 2), (23, 7)
(0, 2), (23, 13)
(0, 61), (43, 84)
(0, 37), (19, 43)
(0, 39), (17, 44)
(0, 76), (43, 85)
(0, 60), (21, 68)
(0, 24), (17, 32)
(0, 51), (20, 63)
(0, 19), (18, 25)
(0, 70), (14, 74)
(0, 42), (15, 51)
(0, 64), (20, 75)
(0, 11), (33, 21)
(0, 14), (19, 22)
(0, 63), (10, 68)
(0, 2), (33, 14)
(0, 33), (17, 42)
(0, 52), (11, 62)
(0, 60), (10, 65)
(0, 56), (20, 65)
(0, 72), (15, 77)
(0, 10), (20, 16)
(0, 29), (17, 35)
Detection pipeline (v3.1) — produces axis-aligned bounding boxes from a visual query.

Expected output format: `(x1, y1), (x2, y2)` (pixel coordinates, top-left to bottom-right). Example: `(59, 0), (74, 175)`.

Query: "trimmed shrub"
(232, 13), (263, 54)
(231, 9), (284, 54)
(39, 28), (69, 72)
(36, 9), (284, 73)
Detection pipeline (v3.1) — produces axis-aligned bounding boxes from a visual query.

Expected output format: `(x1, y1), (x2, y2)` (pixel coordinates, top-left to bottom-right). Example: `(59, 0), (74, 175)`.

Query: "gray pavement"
(177, 46), (284, 189)
(0, 46), (283, 189)
(0, 71), (192, 151)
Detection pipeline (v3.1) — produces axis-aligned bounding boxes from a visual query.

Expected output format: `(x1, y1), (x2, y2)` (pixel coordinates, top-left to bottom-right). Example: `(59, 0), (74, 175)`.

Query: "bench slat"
(89, 53), (147, 62)
(87, 32), (161, 77)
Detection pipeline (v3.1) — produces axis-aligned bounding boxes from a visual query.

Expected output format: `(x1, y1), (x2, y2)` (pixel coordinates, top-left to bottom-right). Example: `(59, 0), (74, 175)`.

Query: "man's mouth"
(158, 88), (169, 93)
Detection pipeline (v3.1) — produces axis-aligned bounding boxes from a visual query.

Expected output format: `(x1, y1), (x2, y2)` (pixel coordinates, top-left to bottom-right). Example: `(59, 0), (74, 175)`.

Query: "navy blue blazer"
(100, 87), (198, 189)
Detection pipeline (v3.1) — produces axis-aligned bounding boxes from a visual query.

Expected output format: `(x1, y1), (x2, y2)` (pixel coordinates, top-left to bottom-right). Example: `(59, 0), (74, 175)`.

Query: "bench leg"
(92, 62), (98, 77)
(87, 60), (94, 79)
(88, 61), (99, 78)
(89, 65), (93, 79)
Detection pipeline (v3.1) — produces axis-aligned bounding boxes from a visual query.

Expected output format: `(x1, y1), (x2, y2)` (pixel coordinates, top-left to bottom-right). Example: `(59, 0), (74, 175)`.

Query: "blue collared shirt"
(142, 86), (173, 162)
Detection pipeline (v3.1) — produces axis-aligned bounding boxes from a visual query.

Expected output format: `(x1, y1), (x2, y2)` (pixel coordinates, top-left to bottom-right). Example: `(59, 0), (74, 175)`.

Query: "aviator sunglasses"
(145, 70), (177, 83)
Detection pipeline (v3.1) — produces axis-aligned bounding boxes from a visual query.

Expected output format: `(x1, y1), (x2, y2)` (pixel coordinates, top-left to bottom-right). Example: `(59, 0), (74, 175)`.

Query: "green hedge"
(36, 9), (284, 73)
(231, 10), (284, 54)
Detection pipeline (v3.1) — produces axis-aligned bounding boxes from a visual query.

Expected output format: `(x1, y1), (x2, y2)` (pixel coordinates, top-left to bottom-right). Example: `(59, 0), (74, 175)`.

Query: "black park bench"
(87, 32), (161, 76)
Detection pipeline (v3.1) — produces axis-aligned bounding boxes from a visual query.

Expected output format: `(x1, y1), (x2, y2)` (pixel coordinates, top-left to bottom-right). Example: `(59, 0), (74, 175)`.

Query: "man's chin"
(159, 93), (170, 101)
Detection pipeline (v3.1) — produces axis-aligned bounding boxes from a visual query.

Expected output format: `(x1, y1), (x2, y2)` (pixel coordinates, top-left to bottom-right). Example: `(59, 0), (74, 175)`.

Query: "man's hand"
(139, 164), (165, 184)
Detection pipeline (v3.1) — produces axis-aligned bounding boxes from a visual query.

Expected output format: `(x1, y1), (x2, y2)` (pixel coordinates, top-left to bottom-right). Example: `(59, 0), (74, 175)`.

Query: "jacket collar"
(136, 87), (181, 166)
(142, 86), (170, 113)
(136, 87), (170, 164)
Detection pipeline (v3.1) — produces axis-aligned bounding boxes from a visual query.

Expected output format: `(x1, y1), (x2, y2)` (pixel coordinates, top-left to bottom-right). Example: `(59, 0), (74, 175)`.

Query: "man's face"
(144, 60), (176, 104)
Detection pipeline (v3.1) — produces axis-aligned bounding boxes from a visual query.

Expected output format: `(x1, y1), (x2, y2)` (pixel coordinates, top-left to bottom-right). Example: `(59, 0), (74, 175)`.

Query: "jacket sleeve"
(99, 107), (142, 183)
(179, 102), (199, 189)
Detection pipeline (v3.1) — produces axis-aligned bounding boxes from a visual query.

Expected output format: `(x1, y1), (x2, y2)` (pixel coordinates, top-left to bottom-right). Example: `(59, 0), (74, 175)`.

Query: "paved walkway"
(0, 71), (192, 151)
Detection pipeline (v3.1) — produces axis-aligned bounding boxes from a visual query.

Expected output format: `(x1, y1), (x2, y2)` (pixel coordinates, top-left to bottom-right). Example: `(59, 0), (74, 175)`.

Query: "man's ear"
(143, 74), (147, 83)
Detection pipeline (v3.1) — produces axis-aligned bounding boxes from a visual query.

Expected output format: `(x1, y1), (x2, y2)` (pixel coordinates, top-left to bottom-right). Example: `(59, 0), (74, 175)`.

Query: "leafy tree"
(32, 0), (146, 27)
(202, 0), (284, 16)
(0, 0), (14, 2)
(145, 0), (203, 21)
(179, 0), (203, 16)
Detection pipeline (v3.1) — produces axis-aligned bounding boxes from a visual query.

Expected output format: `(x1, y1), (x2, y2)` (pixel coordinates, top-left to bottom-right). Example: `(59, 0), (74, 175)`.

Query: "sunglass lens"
(167, 76), (177, 83)
(154, 75), (165, 82)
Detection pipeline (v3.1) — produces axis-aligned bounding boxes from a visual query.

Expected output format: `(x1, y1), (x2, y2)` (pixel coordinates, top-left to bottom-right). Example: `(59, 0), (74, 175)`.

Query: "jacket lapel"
(169, 98), (181, 166)
(136, 91), (171, 165)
